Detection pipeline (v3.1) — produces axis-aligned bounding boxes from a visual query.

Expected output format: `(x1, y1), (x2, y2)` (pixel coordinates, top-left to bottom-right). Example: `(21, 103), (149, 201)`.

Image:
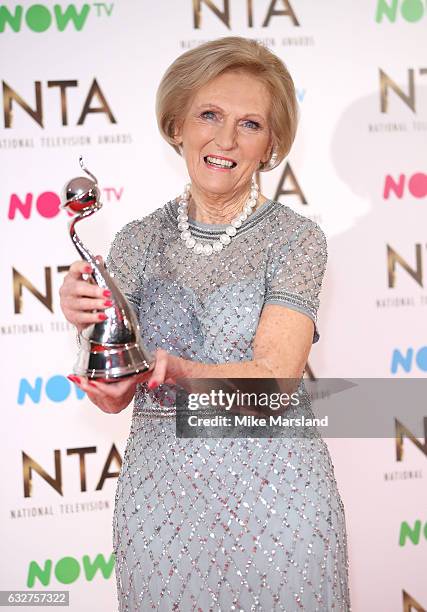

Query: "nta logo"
(2, 79), (116, 128)
(395, 417), (427, 459)
(23, 443), (122, 496)
(192, 0), (299, 29)
(13, 265), (69, 314)
(376, 0), (427, 23)
(271, 162), (307, 204)
(380, 67), (427, 114)
(402, 590), (426, 612)
(387, 243), (425, 288)
(0, 3), (113, 33)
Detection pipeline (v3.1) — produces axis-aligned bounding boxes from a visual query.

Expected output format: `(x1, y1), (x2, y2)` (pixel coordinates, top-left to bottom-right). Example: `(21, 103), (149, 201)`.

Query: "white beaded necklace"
(177, 177), (260, 256)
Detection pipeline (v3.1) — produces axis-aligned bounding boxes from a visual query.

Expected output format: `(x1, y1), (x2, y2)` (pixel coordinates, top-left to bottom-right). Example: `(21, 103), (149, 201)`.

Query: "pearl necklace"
(176, 177), (260, 256)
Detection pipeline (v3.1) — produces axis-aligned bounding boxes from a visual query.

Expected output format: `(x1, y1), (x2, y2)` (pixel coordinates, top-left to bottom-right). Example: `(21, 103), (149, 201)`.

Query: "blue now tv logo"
(391, 346), (427, 374)
(0, 3), (113, 33)
(18, 375), (85, 404)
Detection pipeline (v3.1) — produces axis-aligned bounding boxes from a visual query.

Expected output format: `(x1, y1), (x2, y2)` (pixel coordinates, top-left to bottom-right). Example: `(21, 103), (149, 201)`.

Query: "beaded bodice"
(106, 198), (327, 417)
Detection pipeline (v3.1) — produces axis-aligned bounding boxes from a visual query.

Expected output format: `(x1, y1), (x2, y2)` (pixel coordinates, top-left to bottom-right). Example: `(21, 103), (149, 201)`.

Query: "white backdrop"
(1, 1), (426, 610)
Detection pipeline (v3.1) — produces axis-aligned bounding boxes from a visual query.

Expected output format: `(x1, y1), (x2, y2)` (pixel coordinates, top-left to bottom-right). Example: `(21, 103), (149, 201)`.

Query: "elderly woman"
(60, 37), (350, 611)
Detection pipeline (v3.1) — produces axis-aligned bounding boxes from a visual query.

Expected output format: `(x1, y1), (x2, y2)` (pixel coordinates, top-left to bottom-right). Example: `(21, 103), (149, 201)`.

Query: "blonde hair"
(156, 36), (298, 171)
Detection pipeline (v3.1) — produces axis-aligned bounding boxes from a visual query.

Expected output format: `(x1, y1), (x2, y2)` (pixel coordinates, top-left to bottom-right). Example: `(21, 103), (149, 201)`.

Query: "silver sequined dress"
(109, 198), (350, 611)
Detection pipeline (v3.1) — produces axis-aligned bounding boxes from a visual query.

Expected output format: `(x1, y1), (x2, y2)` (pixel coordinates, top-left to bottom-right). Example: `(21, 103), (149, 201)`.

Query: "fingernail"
(148, 380), (158, 390)
(103, 289), (112, 297)
(98, 313), (108, 321)
(84, 265), (92, 273)
(88, 381), (98, 388)
(104, 300), (113, 307)
(67, 375), (81, 384)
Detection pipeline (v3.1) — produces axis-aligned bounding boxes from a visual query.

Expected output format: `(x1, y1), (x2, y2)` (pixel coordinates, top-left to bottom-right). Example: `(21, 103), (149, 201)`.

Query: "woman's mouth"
(203, 155), (237, 170)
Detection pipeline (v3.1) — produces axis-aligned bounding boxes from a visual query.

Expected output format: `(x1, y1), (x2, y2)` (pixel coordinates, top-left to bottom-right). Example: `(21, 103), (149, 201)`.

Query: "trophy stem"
(69, 216), (108, 289)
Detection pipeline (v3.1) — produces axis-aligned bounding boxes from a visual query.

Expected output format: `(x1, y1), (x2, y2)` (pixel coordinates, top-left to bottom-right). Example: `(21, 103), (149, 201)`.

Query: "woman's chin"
(192, 171), (244, 194)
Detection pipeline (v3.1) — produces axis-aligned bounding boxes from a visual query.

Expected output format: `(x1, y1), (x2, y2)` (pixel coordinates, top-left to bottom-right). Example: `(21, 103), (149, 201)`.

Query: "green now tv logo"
(27, 552), (115, 587)
(0, 3), (113, 33)
(399, 520), (427, 546)
(376, 0), (427, 22)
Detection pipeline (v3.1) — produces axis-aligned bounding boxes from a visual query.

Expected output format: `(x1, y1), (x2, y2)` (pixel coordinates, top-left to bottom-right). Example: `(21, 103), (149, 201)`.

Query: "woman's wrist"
(169, 355), (204, 383)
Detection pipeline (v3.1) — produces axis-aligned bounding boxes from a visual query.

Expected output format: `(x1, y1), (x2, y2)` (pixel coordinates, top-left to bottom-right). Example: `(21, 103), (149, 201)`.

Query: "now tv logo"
(18, 374), (85, 404)
(399, 519), (427, 546)
(0, 3), (113, 33)
(7, 187), (123, 220)
(27, 552), (115, 587)
(383, 172), (427, 199)
(391, 345), (427, 374)
(376, 0), (427, 23)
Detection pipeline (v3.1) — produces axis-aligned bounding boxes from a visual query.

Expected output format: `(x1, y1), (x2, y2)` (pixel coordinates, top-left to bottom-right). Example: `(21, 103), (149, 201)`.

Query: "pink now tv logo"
(383, 173), (427, 199)
(7, 187), (123, 220)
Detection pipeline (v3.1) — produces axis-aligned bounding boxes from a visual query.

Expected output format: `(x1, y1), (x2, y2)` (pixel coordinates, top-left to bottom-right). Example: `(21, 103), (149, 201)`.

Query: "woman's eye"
(242, 120), (260, 130)
(200, 112), (260, 130)
(201, 111), (217, 120)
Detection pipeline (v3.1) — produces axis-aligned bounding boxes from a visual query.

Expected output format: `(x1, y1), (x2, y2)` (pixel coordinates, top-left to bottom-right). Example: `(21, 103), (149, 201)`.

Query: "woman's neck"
(186, 185), (267, 225)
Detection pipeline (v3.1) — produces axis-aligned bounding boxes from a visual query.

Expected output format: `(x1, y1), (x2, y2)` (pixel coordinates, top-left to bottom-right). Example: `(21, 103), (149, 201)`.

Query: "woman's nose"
(214, 120), (237, 150)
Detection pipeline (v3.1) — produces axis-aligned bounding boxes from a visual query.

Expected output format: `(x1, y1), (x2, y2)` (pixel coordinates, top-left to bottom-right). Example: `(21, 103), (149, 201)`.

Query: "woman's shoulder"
(268, 200), (327, 245)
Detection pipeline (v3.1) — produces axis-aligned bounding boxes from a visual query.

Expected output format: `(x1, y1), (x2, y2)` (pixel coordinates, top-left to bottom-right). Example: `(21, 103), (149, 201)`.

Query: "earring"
(267, 148), (278, 170)
(252, 171), (259, 189)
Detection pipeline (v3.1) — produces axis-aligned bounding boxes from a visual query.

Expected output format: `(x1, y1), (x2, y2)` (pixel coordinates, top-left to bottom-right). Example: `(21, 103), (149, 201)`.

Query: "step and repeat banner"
(1, 1), (426, 610)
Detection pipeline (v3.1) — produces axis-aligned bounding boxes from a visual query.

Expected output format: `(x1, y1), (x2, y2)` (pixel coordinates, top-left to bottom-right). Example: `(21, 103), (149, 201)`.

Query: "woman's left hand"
(144, 348), (185, 389)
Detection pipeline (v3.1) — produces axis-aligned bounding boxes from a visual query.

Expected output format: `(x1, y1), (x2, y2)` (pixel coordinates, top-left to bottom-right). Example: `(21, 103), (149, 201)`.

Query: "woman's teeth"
(205, 156), (236, 168)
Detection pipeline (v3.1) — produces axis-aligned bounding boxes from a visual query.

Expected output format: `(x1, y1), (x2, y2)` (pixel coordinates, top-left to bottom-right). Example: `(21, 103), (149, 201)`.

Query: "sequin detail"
(106, 200), (350, 611)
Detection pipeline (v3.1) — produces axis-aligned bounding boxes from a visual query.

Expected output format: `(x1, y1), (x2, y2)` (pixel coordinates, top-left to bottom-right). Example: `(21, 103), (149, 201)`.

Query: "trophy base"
(73, 338), (153, 382)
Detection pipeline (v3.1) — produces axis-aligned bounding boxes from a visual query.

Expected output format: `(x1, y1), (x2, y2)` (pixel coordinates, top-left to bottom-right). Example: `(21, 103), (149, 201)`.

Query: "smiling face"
(174, 70), (273, 199)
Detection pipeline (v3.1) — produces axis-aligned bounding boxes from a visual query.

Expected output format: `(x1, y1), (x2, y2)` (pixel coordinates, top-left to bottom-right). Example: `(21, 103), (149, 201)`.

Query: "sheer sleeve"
(264, 219), (328, 343)
(105, 218), (151, 314)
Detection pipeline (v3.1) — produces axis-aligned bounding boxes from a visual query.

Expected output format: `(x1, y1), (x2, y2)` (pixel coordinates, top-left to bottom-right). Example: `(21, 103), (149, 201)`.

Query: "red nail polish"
(98, 313), (108, 321)
(148, 380), (158, 390)
(88, 381), (97, 387)
(103, 289), (112, 297)
(83, 265), (92, 273)
(67, 375), (81, 384)
(104, 300), (113, 307)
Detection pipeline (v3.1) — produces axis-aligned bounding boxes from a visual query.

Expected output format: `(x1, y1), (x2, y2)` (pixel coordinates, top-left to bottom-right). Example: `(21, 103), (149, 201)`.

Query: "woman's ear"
(172, 119), (183, 146)
(261, 139), (274, 164)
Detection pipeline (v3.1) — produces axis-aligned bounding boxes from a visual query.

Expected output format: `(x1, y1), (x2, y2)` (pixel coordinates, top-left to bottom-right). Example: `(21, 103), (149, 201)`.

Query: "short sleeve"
(264, 220), (328, 343)
(105, 219), (151, 313)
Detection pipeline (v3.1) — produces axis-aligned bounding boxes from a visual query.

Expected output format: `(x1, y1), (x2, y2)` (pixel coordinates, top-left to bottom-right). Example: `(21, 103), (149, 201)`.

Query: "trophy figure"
(62, 156), (153, 381)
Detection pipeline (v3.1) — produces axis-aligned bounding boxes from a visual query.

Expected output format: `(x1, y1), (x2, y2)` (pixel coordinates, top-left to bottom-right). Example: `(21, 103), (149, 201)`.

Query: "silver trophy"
(62, 157), (153, 382)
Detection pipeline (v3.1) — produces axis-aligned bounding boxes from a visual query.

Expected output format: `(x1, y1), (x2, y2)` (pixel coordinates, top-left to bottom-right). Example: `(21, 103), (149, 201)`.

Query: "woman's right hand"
(68, 375), (142, 414)
(59, 259), (113, 333)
